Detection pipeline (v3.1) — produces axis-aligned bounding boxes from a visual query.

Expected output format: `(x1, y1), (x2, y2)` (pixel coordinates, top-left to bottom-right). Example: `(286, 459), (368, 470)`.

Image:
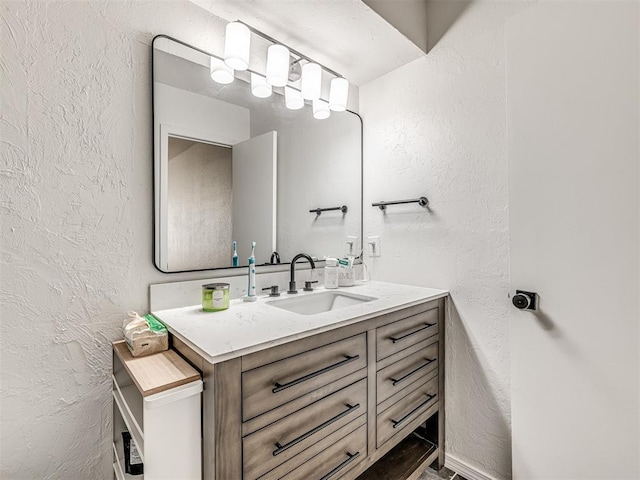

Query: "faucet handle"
(262, 285), (281, 297)
(304, 281), (319, 292)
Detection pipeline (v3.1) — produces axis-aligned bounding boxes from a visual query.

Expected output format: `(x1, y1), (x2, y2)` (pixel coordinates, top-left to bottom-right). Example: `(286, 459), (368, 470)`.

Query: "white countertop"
(153, 281), (448, 365)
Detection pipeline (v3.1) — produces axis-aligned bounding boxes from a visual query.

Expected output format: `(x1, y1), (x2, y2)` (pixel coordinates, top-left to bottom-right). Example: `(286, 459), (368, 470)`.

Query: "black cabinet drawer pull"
(391, 393), (437, 429)
(389, 323), (436, 343)
(319, 452), (361, 480)
(272, 355), (359, 393)
(273, 403), (360, 456)
(390, 358), (436, 386)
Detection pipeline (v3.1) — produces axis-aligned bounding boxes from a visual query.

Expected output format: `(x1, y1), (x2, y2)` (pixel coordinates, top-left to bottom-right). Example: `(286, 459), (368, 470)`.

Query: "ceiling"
(188, 0), (426, 87)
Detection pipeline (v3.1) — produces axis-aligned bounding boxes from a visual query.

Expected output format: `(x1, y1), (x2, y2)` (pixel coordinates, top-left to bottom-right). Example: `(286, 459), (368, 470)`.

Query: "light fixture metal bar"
(236, 19), (343, 79)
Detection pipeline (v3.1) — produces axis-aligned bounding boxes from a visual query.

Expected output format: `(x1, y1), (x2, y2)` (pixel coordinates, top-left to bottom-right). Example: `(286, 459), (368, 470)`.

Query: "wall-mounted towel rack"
(372, 197), (429, 210)
(310, 205), (348, 215)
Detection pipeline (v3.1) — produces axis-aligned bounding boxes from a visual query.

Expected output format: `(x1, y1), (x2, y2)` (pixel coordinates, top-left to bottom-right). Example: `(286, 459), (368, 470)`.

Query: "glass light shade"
(329, 77), (349, 111)
(251, 73), (272, 98)
(210, 57), (234, 84)
(301, 62), (322, 100)
(284, 86), (304, 110)
(312, 99), (330, 120)
(266, 44), (289, 87)
(224, 22), (251, 71)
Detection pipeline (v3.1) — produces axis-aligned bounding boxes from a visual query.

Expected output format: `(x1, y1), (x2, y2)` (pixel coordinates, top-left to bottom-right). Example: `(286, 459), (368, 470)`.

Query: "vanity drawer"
(377, 341), (438, 405)
(243, 379), (367, 480)
(279, 423), (367, 480)
(376, 375), (438, 448)
(376, 308), (438, 361)
(242, 334), (366, 421)
(257, 415), (367, 480)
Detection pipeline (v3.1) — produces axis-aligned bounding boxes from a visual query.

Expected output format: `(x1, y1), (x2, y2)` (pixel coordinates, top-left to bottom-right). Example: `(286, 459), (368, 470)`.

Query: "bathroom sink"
(267, 291), (377, 315)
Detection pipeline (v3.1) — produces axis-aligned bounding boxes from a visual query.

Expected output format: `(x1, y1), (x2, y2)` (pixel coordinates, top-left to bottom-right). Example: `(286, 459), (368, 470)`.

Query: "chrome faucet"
(270, 251), (281, 264)
(288, 253), (316, 294)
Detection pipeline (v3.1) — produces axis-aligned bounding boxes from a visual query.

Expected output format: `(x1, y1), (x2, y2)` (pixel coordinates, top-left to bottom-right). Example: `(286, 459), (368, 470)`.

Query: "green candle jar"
(202, 283), (230, 312)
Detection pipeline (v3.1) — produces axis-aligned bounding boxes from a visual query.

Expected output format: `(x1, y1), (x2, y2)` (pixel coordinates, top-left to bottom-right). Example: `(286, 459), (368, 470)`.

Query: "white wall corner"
(362, 0), (428, 53)
(445, 454), (504, 480)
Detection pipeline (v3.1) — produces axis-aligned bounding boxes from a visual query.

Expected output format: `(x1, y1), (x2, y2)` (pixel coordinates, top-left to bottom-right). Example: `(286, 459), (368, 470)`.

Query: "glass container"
(202, 283), (230, 312)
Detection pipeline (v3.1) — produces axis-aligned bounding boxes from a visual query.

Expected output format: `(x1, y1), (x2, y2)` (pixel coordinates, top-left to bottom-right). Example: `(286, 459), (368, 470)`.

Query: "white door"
(506, 2), (639, 479)
(232, 131), (278, 265)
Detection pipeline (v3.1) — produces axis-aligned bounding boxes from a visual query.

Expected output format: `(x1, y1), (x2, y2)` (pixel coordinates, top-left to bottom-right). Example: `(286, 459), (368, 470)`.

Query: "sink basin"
(267, 291), (377, 315)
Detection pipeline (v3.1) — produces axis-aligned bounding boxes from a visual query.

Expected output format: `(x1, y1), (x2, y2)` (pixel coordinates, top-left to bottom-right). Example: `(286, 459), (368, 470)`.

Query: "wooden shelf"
(356, 433), (438, 480)
(113, 341), (200, 397)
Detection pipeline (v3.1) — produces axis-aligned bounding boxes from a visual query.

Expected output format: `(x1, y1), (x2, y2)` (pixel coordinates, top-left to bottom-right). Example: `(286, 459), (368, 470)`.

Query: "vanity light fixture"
(266, 44), (290, 87)
(251, 72), (272, 98)
(301, 62), (322, 100)
(218, 20), (352, 116)
(329, 77), (349, 112)
(210, 57), (234, 84)
(312, 98), (331, 120)
(284, 86), (304, 110)
(224, 21), (251, 70)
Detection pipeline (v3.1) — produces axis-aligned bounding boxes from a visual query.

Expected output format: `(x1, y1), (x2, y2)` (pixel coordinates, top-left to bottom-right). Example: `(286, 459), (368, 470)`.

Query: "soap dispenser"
(324, 257), (339, 289)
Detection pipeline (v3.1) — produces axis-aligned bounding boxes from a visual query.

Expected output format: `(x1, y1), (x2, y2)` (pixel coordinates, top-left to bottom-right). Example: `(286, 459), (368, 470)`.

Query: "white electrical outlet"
(345, 235), (359, 257)
(367, 235), (381, 257)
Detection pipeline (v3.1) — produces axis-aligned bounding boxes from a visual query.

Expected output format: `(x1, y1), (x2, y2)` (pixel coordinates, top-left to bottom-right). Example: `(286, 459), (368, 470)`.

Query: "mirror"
(153, 36), (363, 272)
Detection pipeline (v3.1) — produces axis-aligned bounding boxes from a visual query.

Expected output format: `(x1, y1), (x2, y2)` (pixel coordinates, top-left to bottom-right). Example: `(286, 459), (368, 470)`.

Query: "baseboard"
(445, 454), (502, 480)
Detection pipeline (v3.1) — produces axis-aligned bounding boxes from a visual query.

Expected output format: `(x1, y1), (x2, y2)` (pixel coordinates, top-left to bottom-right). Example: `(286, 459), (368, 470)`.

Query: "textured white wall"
(0, 1), (243, 478)
(251, 109), (363, 263)
(360, 2), (529, 479)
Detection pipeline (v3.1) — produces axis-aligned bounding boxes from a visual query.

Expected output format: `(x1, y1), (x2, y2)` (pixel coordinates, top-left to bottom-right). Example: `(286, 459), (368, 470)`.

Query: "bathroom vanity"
(150, 35), (446, 479)
(153, 281), (447, 480)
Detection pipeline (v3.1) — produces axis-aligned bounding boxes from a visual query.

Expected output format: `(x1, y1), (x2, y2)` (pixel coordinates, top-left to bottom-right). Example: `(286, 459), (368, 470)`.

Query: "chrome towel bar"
(372, 197), (429, 210)
(310, 205), (348, 215)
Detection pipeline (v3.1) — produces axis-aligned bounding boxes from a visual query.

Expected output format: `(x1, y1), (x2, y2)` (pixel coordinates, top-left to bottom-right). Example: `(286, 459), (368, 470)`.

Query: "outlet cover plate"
(367, 235), (381, 257)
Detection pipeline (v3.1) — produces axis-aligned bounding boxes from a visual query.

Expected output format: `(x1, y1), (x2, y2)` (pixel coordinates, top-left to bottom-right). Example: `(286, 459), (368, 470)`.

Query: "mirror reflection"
(153, 36), (362, 272)
(167, 138), (233, 271)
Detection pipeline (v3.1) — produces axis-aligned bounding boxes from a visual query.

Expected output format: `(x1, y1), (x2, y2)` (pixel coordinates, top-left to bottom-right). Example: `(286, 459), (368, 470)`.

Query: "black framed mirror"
(153, 35), (363, 273)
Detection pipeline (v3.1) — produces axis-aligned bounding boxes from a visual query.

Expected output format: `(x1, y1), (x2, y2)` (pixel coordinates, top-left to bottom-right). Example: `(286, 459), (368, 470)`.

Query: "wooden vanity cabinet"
(172, 297), (445, 480)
